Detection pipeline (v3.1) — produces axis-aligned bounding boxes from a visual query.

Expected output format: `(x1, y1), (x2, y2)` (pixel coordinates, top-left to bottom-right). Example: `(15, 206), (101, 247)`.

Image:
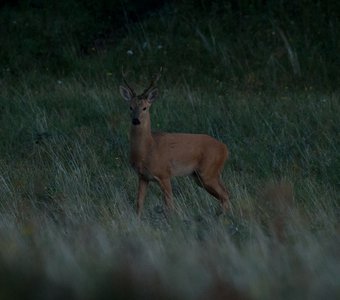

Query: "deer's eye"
(129, 107), (133, 110)
(143, 107), (147, 111)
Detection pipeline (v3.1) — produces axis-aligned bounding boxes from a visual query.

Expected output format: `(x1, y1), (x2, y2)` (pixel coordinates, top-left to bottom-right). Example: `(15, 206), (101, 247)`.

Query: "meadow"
(0, 1), (339, 299)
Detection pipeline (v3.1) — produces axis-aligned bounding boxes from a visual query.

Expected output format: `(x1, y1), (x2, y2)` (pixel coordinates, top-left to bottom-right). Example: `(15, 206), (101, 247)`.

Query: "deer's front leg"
(158, 178), (174, 211)
(137, 177), (149, 218)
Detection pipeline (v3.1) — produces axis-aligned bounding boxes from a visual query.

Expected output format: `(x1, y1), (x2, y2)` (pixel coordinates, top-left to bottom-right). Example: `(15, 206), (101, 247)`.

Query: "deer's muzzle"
(132, 118), (141, 125)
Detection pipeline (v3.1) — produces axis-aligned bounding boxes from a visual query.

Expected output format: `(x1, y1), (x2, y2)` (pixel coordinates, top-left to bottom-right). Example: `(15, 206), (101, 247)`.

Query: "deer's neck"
(130, 113), (153, 162)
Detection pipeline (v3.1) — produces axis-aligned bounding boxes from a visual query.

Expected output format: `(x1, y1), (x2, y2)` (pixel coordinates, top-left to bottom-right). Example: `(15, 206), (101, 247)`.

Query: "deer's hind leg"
(195, 163), (229, 213)
(200, 176), (229, 213)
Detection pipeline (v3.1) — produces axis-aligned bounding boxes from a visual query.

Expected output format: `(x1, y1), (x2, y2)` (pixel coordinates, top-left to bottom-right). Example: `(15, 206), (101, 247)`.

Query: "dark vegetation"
(0, 1), (339, 299)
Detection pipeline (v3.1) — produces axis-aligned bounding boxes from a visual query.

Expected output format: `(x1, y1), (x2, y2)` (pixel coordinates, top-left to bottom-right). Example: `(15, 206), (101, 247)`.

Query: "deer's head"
(119, 69), (161, 126)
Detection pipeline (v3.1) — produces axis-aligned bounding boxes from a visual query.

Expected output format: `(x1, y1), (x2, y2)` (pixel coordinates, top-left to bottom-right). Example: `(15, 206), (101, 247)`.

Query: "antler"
(121, 67), (136, 96)
(141, 67), (163, 97)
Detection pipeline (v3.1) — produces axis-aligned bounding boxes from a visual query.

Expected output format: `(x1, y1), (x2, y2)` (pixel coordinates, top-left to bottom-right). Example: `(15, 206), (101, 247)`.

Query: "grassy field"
(0, 1), (339, 299)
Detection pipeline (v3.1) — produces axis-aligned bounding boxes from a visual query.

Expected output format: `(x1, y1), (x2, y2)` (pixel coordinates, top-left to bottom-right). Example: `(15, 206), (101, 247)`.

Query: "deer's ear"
(119, 85), (133, 102)
(147, 88), (158, 103)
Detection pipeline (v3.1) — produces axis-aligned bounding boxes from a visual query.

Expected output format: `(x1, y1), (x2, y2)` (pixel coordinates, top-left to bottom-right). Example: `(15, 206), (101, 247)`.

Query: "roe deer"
(119, 69), (229, 217)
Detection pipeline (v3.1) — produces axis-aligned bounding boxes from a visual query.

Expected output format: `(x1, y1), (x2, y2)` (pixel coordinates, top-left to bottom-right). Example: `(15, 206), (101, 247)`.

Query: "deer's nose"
(132, 118), (141, 125)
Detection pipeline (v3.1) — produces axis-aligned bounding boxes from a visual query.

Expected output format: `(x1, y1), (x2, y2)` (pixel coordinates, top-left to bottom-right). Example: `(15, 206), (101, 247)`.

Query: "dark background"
(1, 0), (339, 89)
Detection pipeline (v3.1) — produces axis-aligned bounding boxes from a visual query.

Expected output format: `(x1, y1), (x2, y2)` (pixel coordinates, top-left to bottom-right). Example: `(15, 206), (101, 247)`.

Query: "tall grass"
(0, 1), (339, 299)
(0, 73), (339, 299)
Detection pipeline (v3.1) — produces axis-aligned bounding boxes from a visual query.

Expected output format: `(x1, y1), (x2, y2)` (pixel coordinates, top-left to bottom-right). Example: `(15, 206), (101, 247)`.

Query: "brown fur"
(120, 80), (229, 217)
